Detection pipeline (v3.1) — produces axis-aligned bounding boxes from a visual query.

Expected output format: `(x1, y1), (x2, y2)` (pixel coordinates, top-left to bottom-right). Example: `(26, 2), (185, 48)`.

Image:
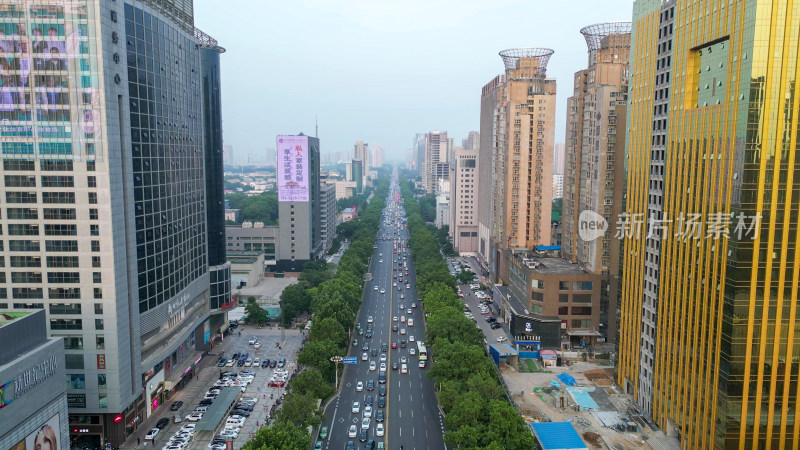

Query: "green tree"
(297, 339), (340, 380)
(299, 260), (332, 288)
(419, 194), (436, 222)
(241, 419), (311, 450)
(314, 298), (354, 332)
(308, 317), (347, 349)
(274, 392), (322, 428)
(279, 284), (312, 324)
(457, 269), (475, 285)
(245, 298), (268, 325)
(426, 307), (484, 347)
(291, 369), (334, 401)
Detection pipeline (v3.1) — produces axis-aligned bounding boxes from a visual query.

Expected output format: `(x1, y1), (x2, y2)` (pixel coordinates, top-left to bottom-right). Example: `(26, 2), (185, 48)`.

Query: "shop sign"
(0, 355), (59, 408)
(67, 394), (86, 408)
(97, 354), (106, 369)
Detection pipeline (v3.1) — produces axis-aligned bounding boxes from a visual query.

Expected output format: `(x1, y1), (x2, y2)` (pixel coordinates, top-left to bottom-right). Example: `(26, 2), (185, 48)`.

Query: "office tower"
(277, 134), (321, 267)
(351, 159), (363, 193)
(319, 182), (337, 254)
(199, 32), (232, 311)
(449, 146), (479, 254)
(553, 142), (564, 174)
(477, 75), (504, 274)
(413, 133), (426, 176)
(223, 145), (234, 164)
(353, 141), (370, 184)
(462, 131), (480, 150)
(617, 1), (800, 447)
(422, 131), (452, 193)
(561, 22), (630, 345)
(481, 49), (556, 281)
(0, 2), (228, 446)
(371, 144), (384, 169)
(552, 174), (563, 199)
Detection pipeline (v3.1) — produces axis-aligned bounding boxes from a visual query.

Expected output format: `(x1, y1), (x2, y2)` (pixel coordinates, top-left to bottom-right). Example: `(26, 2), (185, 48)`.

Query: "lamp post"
(330, 356), (343, 389)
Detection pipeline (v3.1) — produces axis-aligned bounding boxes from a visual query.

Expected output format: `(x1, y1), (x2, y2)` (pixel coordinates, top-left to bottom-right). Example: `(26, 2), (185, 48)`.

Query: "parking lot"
(126, 326), (305, 450)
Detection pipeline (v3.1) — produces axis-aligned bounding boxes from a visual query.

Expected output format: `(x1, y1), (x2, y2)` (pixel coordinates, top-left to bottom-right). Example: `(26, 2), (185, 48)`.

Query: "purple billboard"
(277, 135), (310, 202)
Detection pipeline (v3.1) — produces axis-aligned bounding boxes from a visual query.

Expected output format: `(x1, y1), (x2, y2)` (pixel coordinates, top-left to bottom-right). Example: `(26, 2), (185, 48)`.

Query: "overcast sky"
(194, 0), (635, 163)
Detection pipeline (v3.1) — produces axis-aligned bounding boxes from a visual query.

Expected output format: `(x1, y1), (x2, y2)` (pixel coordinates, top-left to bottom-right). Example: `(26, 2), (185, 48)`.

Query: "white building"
(553, 174), (563, 199)
(449, 147), (479, 254)
(435, 193), (450, 228)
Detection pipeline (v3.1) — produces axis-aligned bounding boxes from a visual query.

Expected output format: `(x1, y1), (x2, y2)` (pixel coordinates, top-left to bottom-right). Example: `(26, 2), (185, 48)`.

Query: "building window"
(95, 319), (104, 330)
(92, 256), (101, 268)
(47, 272), (80, 283)
(571, 307), (592, 316)
(8, 224), (39, 236)
(42, 192), (76, 204)
(94, 288), (102, 299)
(572, 281), (593, 290)
(89, 209), (99, 220)
(11, 255), (41, 267)
(45, 224), (77, 236)
(5, 192), (37, 203)
(65, 354), (84, 369)
(96, 335), (105, 349)
(7, 208), (38, 219)
(47, 256), (79, 268)
(558, 307), (568, 315)
(88, 192), (98, 204)
(44, 208), (76, 220)
(63, 336), (83, 350)
(93, 272), (102, 283)
(12, 272), (42, 283)
(559, 294), (569, 303)
(51, 319), (82, 330)
(91, 241), (100, 252)
(571, 319), (592, 329)
(88, 176), (97, 188)
(90, 225), (99, 236)
(99, 393), (107, 408)
(98, 374), (106, 389)
(558, 281), (570, 290)
(573, 294), (592, 304)
(49, 289), (82, 300)
(68, 374), (85, 389)
(46, 240), (79, 252)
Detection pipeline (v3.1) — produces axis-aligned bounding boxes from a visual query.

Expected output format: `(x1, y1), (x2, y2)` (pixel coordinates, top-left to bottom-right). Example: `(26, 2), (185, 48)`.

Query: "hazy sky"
(194, 0), (635, 163)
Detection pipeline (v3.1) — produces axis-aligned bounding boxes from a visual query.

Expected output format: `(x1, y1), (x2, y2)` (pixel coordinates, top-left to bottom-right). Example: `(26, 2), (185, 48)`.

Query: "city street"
(319, 183), (445, 449)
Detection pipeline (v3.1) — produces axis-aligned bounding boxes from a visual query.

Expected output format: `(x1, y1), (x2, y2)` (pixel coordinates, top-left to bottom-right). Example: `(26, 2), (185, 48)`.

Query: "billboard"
(277, 135), (310, 202)
(11, 413), (61, 450)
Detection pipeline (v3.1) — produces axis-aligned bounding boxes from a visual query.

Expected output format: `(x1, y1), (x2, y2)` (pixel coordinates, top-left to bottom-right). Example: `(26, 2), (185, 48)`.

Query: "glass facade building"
(618, 0), (800, 447)
(0, 1), (227, 447)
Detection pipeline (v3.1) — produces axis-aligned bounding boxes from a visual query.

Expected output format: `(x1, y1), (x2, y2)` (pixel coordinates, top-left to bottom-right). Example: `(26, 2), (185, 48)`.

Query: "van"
(401, 364), (408, 374)
(226, 418), (245, 427)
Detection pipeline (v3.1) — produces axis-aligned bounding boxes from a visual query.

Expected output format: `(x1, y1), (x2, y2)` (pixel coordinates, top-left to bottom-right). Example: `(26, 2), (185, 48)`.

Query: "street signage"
(342, 357), (358, 365)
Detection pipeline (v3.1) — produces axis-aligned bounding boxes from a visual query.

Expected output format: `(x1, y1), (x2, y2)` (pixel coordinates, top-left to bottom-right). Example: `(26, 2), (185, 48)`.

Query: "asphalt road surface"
(319, 181), (445, 450)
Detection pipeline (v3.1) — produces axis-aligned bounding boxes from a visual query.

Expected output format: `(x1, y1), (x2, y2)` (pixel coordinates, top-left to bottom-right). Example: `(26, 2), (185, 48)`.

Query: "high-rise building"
(354, 141), (370, 185)
(223, 145), (234, 164)
(422, 131), (452, 193)
(371, 144), (384, 169)
(0, 2), (228, 446)
(449, 146), (479, 254)
(277, 134), (321, 268)
(351, 159), (364, 194)
(553, 142), (565, 174)
(319, 182), (337, 254)
(413, 133), (426, 176)
(617, 1), (800, 447)
(462, 131), (480, 150)
(552, 174), (563, 199)
(561, 22), (630, 345)
(477, 75), (505, 274)
(481, 49), (556, 281)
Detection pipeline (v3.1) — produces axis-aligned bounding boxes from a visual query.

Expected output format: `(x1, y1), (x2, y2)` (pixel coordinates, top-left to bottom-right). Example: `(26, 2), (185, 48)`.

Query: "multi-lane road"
(319, 182), (445, 449)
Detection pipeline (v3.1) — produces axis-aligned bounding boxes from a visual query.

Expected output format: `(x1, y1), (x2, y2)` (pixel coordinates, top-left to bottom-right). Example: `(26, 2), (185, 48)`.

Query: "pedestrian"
(137, 437), (140, 447)
(256, 420), (259, 426)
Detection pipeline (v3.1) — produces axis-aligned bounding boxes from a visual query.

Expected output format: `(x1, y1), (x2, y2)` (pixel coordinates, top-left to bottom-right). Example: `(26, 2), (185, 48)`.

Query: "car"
(145, 428), (161, 440)
(225, 359), (235, 367)
(353, 339), (359, 347)
(356, 381), (364, 391)
(400, 293), (405, 299)
(314, 441), (323, 450)
(391, 342), (397, 349)
(186, 413), (203, 422)
(352, 401), (360, 414)
(409, 335), (415, 342)
(380, 354), (387, 362)
(392, 362), (398, 370)
(240, 396), (258, 404)
(380, 362), (387, 372)
(381, 343), (387, 352)
(393, 282), (397, 287)
(400, 356), (408, 364)
(268, 379), (285, 387)
(400, 328), (406, 335)
(375, 409), (385, 422)
(359, 429), (368, 442)
(320, 426), (329, 439)
(487, 317), (497, 323)
(156, 417), (170, 429)
(348, 425), (358, 438)
(368, 315), (374, 323)
(374, 285), (379, 291)
(358, 328), (364, 335)
(248, 337), (257, 345)
(376, 423), (385, 437)
(365, 330), (372, 338)
(399, 304), (404, 309)
(362, 352), (369, 361)
(401, 364), (408, 373)
(497, 336), (508, 342)
(371, 347), (378, 357)
(270, 360), (278, 368)
(362, 342), (369, 351)
(208, 444), (226, 450)
(363, 405), (372, 418)
(362, 417), (371, 430)
(379, 259), (383, 263)
(217, 357), (227, 367)
(378, 395), (386, 409)
(392, 324), (398, 332)
(278, 358), (286, 367)
(369, 361), (377, 371)
(253, 342), (262, 349)
(380, 289), (385, 294)
(219, 430), (238, 439)
(398, 286), (402, 291)
(366, 379), (375, 391)
(234, 403), (254, 411)
(393, 316), (398, 322)
(231, 409), (250, 417)
(171, 401), (184, 411)
(407, 308), (412, 314)
(262, 359), (270, 368)
(491, 322), (502, 329)
(419, 360), (426, 368)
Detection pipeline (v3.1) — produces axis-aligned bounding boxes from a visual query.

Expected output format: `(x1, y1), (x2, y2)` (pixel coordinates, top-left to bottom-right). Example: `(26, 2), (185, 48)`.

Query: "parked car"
(156, 418), (170, 429)
(144, 428), (160, 441)
(170, 401), (184, 411)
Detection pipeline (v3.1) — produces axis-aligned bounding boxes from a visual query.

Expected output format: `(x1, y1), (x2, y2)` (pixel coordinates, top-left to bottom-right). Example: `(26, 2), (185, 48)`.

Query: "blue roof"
(535, 245), (562, 251)
(531, 422), (588, 450)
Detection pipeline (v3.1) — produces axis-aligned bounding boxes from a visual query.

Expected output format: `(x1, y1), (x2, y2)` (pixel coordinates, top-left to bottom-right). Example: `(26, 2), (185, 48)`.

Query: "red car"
(391, 342), (397, 349)
(268, 380), (285, 387)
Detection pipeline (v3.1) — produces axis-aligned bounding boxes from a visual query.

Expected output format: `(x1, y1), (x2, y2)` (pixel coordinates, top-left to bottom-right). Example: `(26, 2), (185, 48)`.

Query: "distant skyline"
(194, 0), (634, 160)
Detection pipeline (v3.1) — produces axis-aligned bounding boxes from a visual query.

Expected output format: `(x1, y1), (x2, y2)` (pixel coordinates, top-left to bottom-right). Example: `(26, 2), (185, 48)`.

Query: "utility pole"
(330, 356), (343, 389)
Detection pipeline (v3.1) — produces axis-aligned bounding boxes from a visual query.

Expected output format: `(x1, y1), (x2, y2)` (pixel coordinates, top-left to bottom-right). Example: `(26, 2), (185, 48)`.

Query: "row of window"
(3, 159), (96, 172)
(4, 286), (103, 300)
(4, 208), (99, 220)
(6, 191), (98, 204)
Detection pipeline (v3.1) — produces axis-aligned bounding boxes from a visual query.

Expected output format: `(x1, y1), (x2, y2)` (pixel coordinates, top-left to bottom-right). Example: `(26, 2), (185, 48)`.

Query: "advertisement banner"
(276, 135), (310, 202)
(12, 413), (61, 450)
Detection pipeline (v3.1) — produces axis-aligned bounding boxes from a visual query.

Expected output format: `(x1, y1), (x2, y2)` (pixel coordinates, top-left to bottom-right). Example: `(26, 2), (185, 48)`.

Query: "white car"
(362, 352), (369, 361)
(352, 402), (360, 414)
(400, 294), (405, 299)
(497, 336), (508, 342)
(253, 342), (262, 349)
(240, 396), (258, 404)
(225, 359), (235, 367)
(400, 356), (408, 364)
(186, 413), (203, 422)
(348, 425), (358, 438)
(380, 363), (387, 372)
(393, 316), (398, 322)
(356, 381), (364, 392)
(363, 405), (372, 418)
(380, 289), (385, 294)
(376, 423), (385, 436)
(379, 259), (383, 263)
(400, 328), (406, 335)
(410, 348), (416, 355)
(380, 354), (387, 362)
(252, 358), (260, 366)
(368, 316), (374, 323)
(145, 428), (160, 441)
(244, 359), (252, 367)
(223, 425), (241, 433)
(409, 335), (415, 342)
(374, 286), (379, 291)
(362, 417), (371, 430)
(369, 361), (377, 371)
(180, 424), (197, 433)
(407, 309), (412, 314)
(248, 337), (257, 345)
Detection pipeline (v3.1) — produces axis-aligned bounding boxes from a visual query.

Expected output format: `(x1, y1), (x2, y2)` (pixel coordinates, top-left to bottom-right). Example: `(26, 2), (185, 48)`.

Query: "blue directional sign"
(342, 357), (358, 365)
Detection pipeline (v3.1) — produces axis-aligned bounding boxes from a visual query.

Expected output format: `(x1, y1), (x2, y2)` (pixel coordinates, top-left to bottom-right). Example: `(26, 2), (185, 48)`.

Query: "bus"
(417, 342), (427, 361)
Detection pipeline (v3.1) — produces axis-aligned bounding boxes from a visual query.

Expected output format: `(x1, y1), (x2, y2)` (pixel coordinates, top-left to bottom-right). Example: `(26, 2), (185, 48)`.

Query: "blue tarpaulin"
(531, 422), (588, 450)
(557, 373), (576, 386)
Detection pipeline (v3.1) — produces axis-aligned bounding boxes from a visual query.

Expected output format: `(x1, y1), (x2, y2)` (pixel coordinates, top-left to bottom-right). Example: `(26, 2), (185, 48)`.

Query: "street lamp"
(330, 356), (343, 389)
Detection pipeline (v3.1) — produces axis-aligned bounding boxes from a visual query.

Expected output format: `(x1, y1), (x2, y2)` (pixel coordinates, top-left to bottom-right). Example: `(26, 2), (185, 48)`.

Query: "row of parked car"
(216, 352), (287, 369)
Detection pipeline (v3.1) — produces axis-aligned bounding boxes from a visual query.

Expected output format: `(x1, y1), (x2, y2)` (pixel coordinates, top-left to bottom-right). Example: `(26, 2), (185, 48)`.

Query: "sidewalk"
(120, 335), (238, 449)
